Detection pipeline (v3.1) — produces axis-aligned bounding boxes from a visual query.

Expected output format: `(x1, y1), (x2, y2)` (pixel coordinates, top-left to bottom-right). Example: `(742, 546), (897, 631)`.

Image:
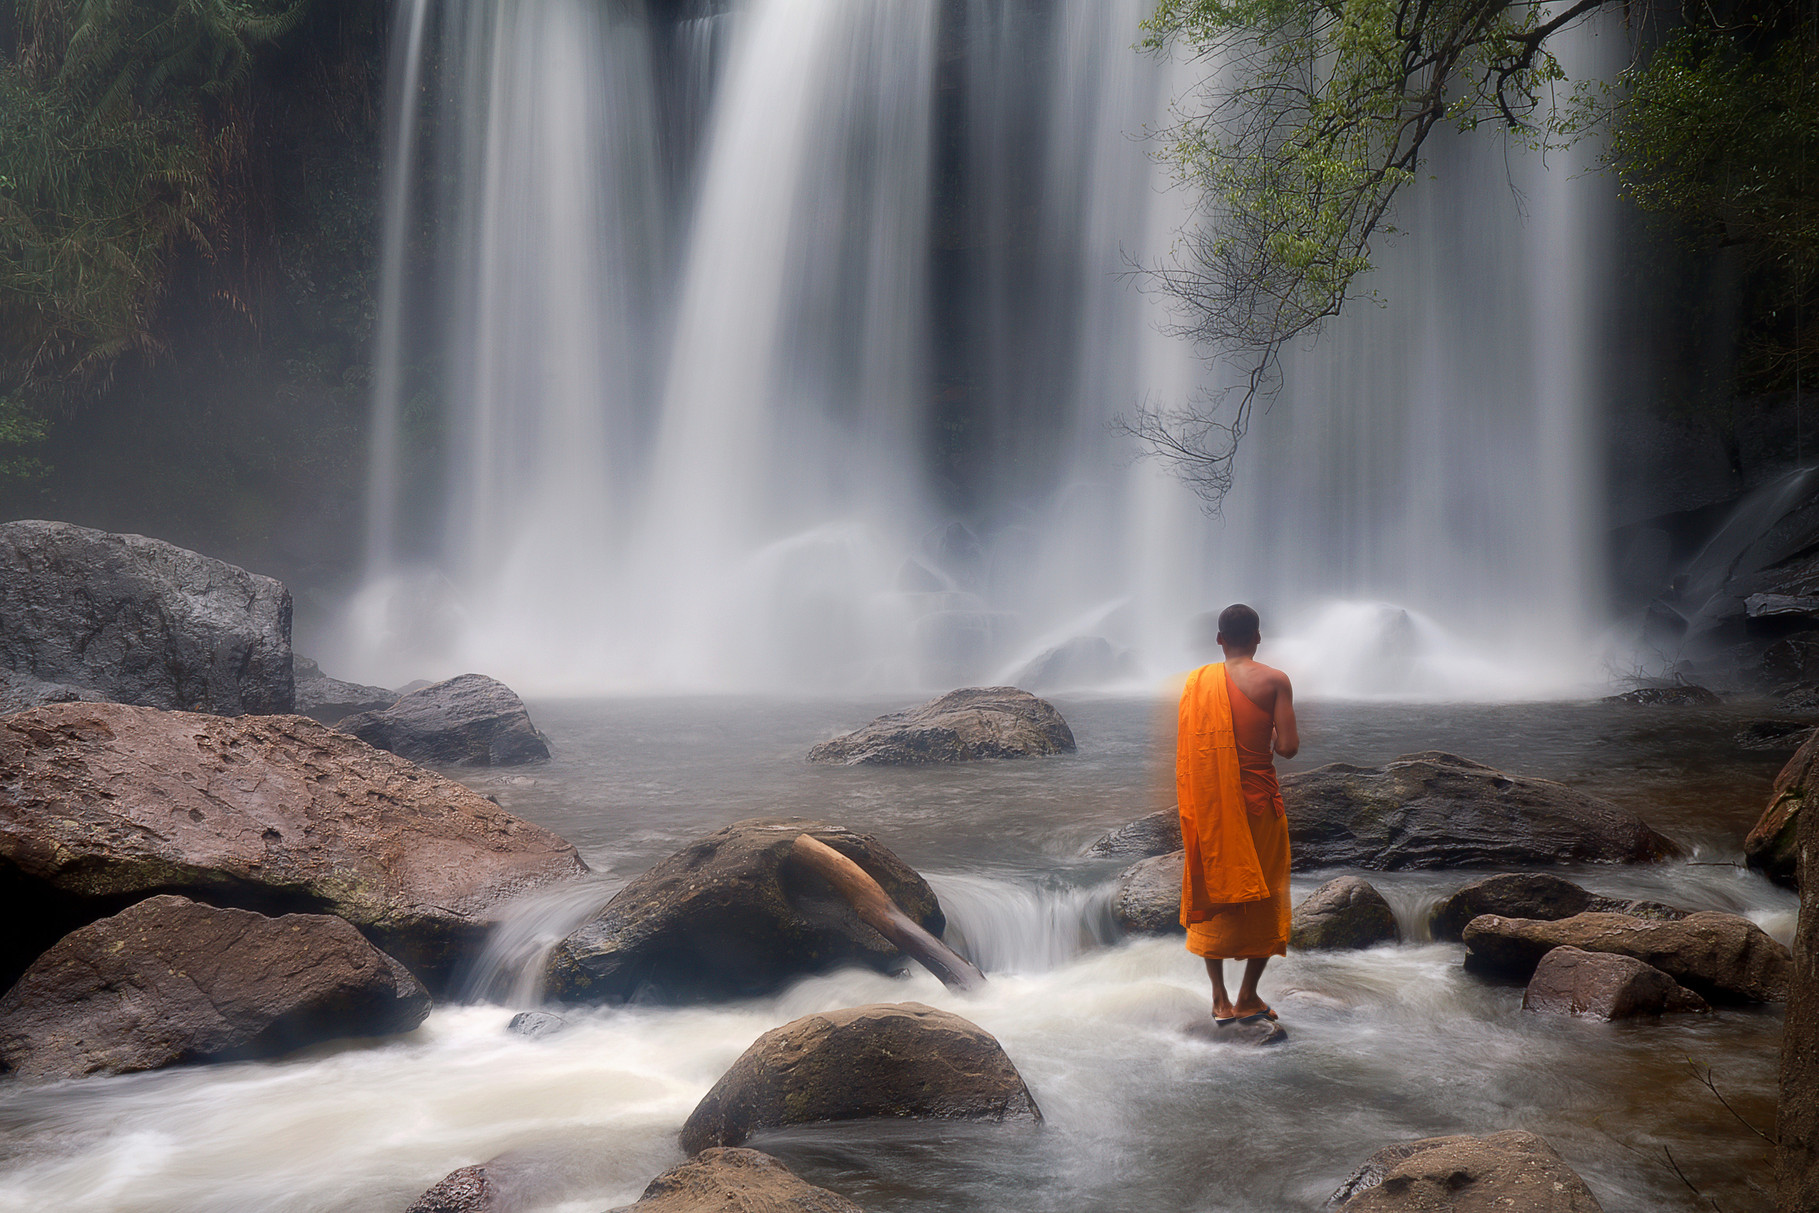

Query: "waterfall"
(337, 0), (1625, 699)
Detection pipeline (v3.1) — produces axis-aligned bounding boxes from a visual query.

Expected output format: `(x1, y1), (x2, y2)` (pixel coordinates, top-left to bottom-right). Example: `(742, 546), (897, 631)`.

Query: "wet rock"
(506, 1011), (567, 1039)
(1326, 1129), (1603, 1211)
(292, 657), (396, 724)
(1600, 684), (1722, 705)
(1427, 873), (1687, 942)
(0, 895), (429, 1081)
(1183, 1016), (1289, 1046)
(1748, 728), (1819, 889)
(404, 1164), (500, 1213)
(1764, 636), (1819, 684)
(0, 519), (293, 715)
(611, 1148), (865, 1213)
(0, 703), (587, 991)
(1521, 945), (1708, 1019)
(1110, 852), (1182, 935)
(544, 819), (943, 1005)
(1083, 808), (1180, 858)
(1461, 911), (1791, 1003)
(0, 669), (107, 715)
(1284, 752), (1682, 870)
(1779, 763), (1819, 1210)
(1010, 636), (1139, 693)
(1737, 719), (1816, 751)
(807, 686), (1074, 765)
(678, 1002), (1040, 1153)
(1290, 877), (1400, 950)
(337, 673), (549, 766)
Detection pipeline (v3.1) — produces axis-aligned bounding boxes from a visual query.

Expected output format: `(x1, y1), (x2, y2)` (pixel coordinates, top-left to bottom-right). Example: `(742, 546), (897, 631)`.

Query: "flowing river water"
(0, 696), (1797, 1212)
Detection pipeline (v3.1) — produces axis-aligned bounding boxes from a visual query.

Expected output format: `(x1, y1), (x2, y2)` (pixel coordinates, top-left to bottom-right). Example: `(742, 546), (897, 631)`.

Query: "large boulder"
(1084, 808), (1180, 858)
(1521, 946), (1708, 1019)
(610, 1148), (864, 1213)
(1428, 873), (1686, 942)
(1290, 876), (1400, 950)
(1748, 728), (1818, 889)
(0, 702), (587, 990)
(1779, 745), (1819, 1211)
(0, 895), (429, 1080)
(545, 819), (944, 1004)
(1111, 852), (1182, 935)
(806, 687), (1075, 765)
(336, 673), (548, 766)
(1461, 911), (1791, 1003)
(1326, 1129), (1603, 1211)
(0, 519), (293, 715)
(1284, 752), (1682, 870)
(292, 657), (396, 724)
(678, 1003), (1040, 1153)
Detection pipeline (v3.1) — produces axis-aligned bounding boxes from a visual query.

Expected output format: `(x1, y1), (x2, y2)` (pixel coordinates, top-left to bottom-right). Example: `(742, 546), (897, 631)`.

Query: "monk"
(1178, 602), (1298, 1024)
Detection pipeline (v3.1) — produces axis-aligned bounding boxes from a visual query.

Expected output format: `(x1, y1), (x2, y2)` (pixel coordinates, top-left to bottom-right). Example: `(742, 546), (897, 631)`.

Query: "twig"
(1662, 1145), (1723, 1211)
(1686, 1059), (1778, 1145)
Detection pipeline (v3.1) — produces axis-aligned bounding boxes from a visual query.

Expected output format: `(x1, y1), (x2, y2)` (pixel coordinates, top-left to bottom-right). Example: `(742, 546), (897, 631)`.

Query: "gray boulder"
(807, 687), (1074, 765)
(1462, 910), (1791, 1003)
(1111, 852), (1182, 935)
(337, 673), (548, 766)
(0, 895), (429, 1080)
(1326, 1129), (1604, 1211)
(1084, 808), (1180, 858)
(1285, 752), (1682, 870)
(611, 1148), (865, 1213)
(0, 519), (293, 715)
(292, 657), (396, 724)
(0, 702), (588, 991)
(1428, 873), (1686, 942)
(1290, 876), (1400, 950)
(678, 1003), (1040, 1153)
(1521, 946), (1708, 1019)
(544, 819), (944, 1004)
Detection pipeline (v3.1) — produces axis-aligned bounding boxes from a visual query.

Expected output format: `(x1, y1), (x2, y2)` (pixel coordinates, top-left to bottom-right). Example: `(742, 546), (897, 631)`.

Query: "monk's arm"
(1272, 677), (1299, 759)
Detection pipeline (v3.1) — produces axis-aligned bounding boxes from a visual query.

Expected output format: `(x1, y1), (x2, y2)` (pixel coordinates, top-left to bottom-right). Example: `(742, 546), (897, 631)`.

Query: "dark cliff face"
(1779, 781), (1819, 1210)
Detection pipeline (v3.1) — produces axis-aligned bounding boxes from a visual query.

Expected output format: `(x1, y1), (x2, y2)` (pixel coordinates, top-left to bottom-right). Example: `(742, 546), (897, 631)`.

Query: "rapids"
(0, 695), (1792, 1212)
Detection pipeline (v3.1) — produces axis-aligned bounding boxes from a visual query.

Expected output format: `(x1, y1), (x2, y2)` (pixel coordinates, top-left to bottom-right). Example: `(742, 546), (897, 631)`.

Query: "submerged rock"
(1290, 877), (1400, 950)
(611, 1148), (865, 1213)
(1601, 684), (1722, 706)
(337, 673), (549, 766)
(506, 1011), (568, 1039)
(1748, 728), (1819, 889)
(1284, 752), (1682, 870)
(678, 1002), (1040, 1153)
(1461, 911), (1791, 1003)
(1326, 1129), (1604, 1211)
(0, 895), (429, 1080)
(0, 519), (293, 715)
(807, 686), (1075, 765)
(0, 703), (587, 990)
(1521, 946), (1708, 1020)
(292, 657), (396, 724)
(544, 819), (944, 1004)
(1427, 873), (1687, 942)
(404, 1165), (501, 1213)
(1111, 852), (1182, 935)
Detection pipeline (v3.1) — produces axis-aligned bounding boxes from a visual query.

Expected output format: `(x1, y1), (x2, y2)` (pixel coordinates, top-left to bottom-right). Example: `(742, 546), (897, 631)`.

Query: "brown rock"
(0, 895), (429, 1080)
(336, 673), (548, 767)
(0, 703), (587, 990)
(1284, 752), (1682, 870)
(1521, 946), (1709, 1019)
(404, 1164), (499, 1213)
(1461, 911), (1791, 1003)
(1748, 728), (1818, 889)
(1326, 1129), (1604, 1210)
(806, 687), (1075, 765)
(1778, 755), (1819, 1210)
(1428, 873), (1686, 942)
(1291, 876), (1400, 950)
(611, 1148), (864, 1213)
(678, 1002), (1040, 1153)
(1110, 852), (1182, 935)
(544, 819), (943, 1005)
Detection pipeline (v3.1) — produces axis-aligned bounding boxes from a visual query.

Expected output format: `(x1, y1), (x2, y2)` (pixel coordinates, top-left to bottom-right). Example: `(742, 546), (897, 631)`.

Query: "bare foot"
(1212, 998), (1236, 1020)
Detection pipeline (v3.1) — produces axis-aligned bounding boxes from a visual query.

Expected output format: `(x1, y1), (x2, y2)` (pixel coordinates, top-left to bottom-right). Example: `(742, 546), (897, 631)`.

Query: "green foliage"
(0, 0), (306, 406)
(1133, 0), (1609, 500)
(1611, 24), (1818, 393)
(0, 395), (50, 480)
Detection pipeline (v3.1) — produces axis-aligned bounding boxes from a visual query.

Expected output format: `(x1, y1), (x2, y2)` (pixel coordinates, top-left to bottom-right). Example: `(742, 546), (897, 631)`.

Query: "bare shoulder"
(1258, 662), (1295, 696)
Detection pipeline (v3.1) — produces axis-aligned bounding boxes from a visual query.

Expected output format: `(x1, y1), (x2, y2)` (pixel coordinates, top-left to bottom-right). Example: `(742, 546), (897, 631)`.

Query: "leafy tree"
(1136, 0), (1815, 501)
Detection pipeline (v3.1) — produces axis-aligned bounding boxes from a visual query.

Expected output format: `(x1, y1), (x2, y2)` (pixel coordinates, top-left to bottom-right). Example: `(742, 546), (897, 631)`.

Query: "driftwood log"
(789, 834), (985, 992)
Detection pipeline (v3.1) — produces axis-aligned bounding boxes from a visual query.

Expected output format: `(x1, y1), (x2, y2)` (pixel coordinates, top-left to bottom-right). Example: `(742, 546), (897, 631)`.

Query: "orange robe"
(1177, 663), (1291, 959)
